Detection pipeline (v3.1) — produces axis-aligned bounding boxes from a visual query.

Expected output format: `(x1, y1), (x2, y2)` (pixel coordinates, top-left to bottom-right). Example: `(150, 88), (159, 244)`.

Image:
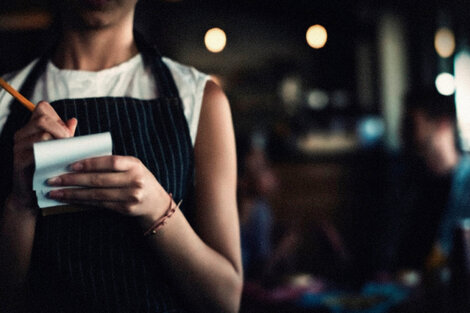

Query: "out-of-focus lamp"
(306, 24), (327, 49)
(434, 27), (456, 58)
(435, 72), (455, 95)
(204, 28), (227, 53)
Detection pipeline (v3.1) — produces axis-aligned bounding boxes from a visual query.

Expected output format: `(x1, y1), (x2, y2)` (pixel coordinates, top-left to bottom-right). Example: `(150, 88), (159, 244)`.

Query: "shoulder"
(162, 57), (210, 95)
(161, 57), (213, 146)
(161, 57), (227, 110)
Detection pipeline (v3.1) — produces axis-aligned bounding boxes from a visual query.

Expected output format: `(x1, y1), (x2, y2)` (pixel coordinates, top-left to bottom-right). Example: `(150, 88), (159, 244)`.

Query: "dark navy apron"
(0, 36), (194, 313)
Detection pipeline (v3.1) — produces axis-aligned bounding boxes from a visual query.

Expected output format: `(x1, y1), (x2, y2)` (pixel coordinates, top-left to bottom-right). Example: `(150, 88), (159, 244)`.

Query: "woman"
(0, 0), (242, 312)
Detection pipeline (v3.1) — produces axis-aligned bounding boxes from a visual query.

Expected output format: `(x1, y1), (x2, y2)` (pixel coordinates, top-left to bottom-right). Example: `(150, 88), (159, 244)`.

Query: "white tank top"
(0, 55), (210, 146)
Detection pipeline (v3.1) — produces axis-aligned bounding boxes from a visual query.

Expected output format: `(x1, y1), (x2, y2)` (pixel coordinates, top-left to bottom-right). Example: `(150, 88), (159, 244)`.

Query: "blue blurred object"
(357, 116), (385, 148)
(297, 282), (410, 313)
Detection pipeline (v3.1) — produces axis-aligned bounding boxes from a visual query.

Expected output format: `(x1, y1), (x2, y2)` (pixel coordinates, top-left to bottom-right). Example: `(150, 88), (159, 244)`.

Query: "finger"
(33, 101), (63, 123)
(31, 113), (71, 139)
(15, 114), (70, 140)
(66, 118), (78, 136)
(47, 172), (135, 188)
(48, 187), (142, 203)
(14, 122), (54, 142)
(27, 131), (53, 143)
(70, 155), (141, 173)
(27, 101), (71, 139)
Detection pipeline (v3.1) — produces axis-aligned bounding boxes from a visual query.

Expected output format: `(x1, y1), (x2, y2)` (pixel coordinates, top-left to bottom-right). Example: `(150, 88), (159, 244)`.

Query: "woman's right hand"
(10, 101), (77, 209)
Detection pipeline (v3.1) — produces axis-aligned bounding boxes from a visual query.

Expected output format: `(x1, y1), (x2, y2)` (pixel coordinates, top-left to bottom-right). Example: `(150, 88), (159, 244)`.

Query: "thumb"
(66, 118), (78, 136)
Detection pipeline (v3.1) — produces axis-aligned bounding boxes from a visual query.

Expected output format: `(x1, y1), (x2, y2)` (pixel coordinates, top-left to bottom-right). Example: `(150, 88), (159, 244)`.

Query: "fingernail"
(47, 177), (61, 185)
(70, 162), (83, 171)
(48, 190), (63, 198)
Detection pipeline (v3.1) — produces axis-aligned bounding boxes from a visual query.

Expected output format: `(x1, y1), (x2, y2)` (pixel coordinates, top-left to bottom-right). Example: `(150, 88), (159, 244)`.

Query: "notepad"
(33, 132), (113, 209)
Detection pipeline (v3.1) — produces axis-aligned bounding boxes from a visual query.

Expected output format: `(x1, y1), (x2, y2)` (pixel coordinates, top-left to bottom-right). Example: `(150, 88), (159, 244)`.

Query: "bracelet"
(144, 193), (182, 236)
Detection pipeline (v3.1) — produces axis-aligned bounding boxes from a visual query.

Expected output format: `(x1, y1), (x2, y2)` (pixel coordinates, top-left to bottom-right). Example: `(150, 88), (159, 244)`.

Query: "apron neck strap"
(134, 31), (180, 99)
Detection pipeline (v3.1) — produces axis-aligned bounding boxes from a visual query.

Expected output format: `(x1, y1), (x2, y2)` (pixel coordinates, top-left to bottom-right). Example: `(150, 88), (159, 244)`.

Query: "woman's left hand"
(47, 155), (168, 222)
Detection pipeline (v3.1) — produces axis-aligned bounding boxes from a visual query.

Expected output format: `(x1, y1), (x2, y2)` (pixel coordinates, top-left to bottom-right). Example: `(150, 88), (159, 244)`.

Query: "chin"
(60, 0), (137, 30)
(79, 11), (115, 29)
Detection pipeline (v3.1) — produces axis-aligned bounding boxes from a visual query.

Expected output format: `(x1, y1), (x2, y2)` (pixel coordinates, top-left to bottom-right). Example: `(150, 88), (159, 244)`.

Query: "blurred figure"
(237, 132), (279, 280)
(376, 86), (470, 275)
(238, 131), (353, 285)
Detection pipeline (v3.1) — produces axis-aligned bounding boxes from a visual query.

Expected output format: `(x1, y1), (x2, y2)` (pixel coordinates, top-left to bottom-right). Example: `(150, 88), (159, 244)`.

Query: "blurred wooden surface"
(270, 161), (352, 227)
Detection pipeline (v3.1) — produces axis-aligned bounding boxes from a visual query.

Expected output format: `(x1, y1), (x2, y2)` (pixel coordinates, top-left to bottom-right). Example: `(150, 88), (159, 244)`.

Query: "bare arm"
(145, 80), (243, 311)
(0, 196), (38, 290)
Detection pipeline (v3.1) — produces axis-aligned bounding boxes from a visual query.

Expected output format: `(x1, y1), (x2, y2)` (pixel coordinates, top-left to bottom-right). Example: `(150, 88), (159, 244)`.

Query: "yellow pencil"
(0, 77), (35, 111)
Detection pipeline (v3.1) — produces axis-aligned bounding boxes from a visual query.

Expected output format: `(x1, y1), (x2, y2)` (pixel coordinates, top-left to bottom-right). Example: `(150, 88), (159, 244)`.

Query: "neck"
(52, 19), (138, 71)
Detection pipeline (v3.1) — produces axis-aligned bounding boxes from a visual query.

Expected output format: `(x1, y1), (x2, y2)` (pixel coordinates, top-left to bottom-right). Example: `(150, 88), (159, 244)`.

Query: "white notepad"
(33, 132), (113, 208)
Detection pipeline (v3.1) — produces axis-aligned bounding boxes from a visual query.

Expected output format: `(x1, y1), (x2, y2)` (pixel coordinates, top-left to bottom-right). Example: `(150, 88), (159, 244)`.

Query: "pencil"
(0, 77), (35, 111)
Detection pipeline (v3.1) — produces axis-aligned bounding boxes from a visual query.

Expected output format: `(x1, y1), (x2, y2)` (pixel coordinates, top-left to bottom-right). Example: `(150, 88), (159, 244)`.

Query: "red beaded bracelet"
(144, 193), (182, 237)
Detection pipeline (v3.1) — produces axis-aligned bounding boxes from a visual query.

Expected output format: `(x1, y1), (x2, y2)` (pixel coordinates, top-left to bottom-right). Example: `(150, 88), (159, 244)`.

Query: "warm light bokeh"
(204, 27), (227, 53)
(0, 11), (51, 30)
(434, 27), (456, 58)
(306, 24), (328, 49)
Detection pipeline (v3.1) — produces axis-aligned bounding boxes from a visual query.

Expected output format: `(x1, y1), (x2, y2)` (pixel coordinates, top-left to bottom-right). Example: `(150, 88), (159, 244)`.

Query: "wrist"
(4, 193), (38, 218)
(138, 189), (173, 229)
(140, 193), (181, 236)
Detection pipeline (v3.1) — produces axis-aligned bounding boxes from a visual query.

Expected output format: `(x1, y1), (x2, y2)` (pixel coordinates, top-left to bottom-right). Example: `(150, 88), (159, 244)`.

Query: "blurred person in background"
(375, 86), (470, 277)
(237, 132), (279, 281)
(237, 132), (347, 295)
(238, 132), (306, 282)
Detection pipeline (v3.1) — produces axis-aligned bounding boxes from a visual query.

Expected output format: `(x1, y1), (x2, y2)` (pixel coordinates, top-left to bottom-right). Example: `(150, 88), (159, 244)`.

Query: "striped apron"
(0, 39), (194, 313)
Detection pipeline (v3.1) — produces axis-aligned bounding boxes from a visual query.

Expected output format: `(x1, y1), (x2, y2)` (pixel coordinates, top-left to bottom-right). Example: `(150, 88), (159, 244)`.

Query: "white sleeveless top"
(0, 55), (210, 146)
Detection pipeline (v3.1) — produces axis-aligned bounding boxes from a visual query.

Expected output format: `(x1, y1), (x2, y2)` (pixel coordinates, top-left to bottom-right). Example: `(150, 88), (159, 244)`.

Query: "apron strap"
(134, 31), (181, 100)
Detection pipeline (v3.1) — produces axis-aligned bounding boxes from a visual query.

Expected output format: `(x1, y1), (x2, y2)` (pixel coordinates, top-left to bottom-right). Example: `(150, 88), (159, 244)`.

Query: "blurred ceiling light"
(204, 28), (227, 53)
(434, 27), (456, 58)
(435, 72), (455, 95)
(0, 11), (52, 30)
(306, 89), (329, 110)
(306, 24), (328, 49)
